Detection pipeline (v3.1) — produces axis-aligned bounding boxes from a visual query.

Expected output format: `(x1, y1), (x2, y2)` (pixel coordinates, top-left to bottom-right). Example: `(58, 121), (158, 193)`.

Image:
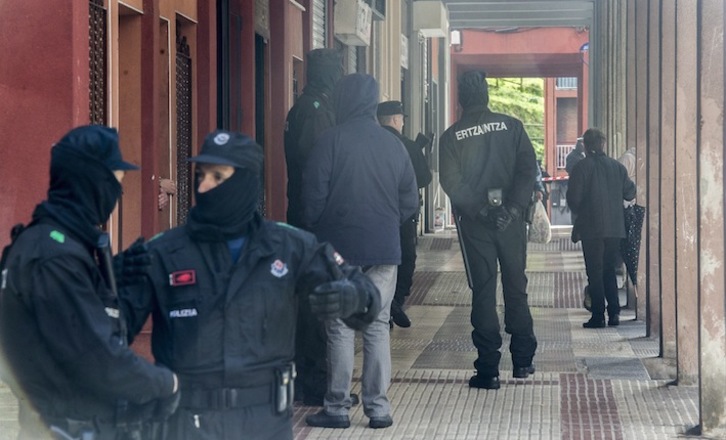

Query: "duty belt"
(180, 384), (272, 410)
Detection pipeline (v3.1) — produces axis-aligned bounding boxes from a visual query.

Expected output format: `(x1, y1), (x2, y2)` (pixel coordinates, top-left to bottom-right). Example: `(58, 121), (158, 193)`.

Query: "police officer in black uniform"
(118, 130), (380, 440)
(377, 100), (432, 328)
(0, 125), (179, 440)
(439, 71), (538, 390)
(284, 48), (343, 405)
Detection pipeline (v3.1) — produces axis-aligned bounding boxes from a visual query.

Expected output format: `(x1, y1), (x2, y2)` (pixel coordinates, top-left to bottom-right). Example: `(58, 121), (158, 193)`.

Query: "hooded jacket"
(439, 72), (538, 221)
(284, 49), (343, 228)
(0, 129), (175, 431)
(301, 74), (419, 266)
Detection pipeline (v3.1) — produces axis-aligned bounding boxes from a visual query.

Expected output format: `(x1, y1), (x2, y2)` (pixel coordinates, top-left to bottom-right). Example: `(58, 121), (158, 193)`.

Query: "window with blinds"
(312, 0), (327, 48)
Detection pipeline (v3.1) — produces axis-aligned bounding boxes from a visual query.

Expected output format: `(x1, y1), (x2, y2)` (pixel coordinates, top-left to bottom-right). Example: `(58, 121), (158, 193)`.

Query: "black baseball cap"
(53, 125), (139, 171)
(377, 100), (407, 117)
(189, 130), (263, 174)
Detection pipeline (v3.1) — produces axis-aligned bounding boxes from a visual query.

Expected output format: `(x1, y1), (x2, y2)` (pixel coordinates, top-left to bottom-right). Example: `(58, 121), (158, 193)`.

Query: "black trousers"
(394, 217), (418, 306)
(294, 294), (327, 401)
(459, 215), (537, 377)
(581, 237), (621, 318)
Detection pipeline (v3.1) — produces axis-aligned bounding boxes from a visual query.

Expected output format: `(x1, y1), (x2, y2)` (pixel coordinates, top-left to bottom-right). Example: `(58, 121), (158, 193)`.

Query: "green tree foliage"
(487, 78), (545, 161)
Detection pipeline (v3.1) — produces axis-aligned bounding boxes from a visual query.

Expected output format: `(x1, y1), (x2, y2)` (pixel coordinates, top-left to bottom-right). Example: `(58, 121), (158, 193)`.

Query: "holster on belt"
(275, 362), (296, 414)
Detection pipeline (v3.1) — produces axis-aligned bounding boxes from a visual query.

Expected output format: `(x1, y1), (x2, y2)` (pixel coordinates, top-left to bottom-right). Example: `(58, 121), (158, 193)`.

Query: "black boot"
(390, 300), (411, 328)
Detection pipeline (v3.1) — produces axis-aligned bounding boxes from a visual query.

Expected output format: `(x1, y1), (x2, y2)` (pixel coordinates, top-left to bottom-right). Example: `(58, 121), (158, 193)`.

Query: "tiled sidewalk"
(293, 229), (703, 440)
(0, 229), (706, 439)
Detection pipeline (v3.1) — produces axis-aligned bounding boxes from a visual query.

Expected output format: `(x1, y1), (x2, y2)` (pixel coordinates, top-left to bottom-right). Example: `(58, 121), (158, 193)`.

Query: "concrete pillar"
(624, 0), (639, 314)
(659, 0), (676, 360)
(698, 0), (726, 435)
(625, 0), (637, 160)
(674, 0), (700, 388)
(659, 0), (677, 362)
(634, 0), (649, 327)
(646, 0), (662, 344)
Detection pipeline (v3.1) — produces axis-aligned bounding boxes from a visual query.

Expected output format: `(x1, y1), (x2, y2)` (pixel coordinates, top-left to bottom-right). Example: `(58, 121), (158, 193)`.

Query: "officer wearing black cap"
(439, 71), (538, 390)
(0, 125), (179, 440)
(118, 129), (381, 440)
(377, 100), (432, 328)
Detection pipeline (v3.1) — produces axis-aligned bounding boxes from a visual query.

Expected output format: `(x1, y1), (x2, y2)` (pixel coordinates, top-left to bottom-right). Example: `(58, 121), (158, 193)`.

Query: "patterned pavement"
(0, 228), (708, 439)
(293, 228), (705, 440)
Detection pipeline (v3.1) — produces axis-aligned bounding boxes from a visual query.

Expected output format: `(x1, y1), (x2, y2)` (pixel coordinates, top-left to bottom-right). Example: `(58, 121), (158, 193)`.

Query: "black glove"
(494, 205), (520, 231)
(309, 279), (368, 320)
(415, 132), (432, 150)
(113, 237), (151, 288)
(154, 388), (181, 420)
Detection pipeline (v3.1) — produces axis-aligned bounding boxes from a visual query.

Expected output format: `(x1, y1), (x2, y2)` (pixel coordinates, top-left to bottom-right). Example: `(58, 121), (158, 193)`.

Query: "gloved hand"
(494, 205), (520, 231)
(155, 375), (181, 420)
(309, 279), (368, 320)
(113, 237), (151, 288)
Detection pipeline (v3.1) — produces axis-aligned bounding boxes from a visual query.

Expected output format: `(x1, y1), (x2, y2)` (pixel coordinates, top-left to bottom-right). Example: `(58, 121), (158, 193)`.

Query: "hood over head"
(333, 73), (379, 124)
(306, 48), (344, 95)
(32, 125), (133, 247)
(458, 70), (489, 109)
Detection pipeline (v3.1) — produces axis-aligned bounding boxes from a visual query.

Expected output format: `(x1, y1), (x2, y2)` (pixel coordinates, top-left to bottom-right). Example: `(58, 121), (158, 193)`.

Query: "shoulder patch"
(313, 101), (320, 109)
(49, 230), (65, 243)
(149, 232), (165, 242)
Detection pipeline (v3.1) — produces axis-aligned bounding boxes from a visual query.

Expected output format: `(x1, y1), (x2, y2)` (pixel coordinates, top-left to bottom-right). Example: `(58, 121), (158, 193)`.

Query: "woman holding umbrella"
(567, 128), (636, 328)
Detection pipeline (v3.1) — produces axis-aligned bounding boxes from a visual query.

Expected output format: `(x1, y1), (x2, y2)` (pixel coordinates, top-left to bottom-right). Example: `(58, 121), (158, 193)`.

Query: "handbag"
(528, 201), (552, 244)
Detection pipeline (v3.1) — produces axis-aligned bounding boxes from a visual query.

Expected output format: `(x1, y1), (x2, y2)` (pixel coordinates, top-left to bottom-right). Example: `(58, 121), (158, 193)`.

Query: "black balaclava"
(458, 70), (490, 110)
(186, 167), (260, 242)
(32, 126), (128, 248)
(305, 48), (344, 96)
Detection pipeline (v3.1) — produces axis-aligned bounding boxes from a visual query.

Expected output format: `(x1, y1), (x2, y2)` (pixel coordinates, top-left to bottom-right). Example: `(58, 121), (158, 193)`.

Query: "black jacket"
(284, 88), (336, 228)
(439, 105), (538, 220)
(0, 220), (175, 425)
(567, 152), (636, 240)
(382, 126), (432, 190)
(119, 215), (380, 389)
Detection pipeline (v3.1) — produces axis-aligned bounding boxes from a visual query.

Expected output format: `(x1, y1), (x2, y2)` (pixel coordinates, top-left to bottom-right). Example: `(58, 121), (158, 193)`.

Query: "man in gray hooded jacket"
(302, 74), (419, 430)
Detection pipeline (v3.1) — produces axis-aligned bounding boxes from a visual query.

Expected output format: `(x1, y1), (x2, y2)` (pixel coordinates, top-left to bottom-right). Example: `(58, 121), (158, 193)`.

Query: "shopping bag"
(528, 201), (552, 244)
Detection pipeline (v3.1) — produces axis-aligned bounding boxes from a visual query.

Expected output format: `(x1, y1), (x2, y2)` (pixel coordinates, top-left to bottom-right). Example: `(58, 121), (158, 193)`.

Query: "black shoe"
(369, 415), (393, 429)
(350, 393), (360, 406)
(513, 365), (535, 379)
(608, 314), (620, 327)
(583, 317), (606, 328)
(306, 410), (350, 428)
(391, 301), (411, 328)
(468, 374), (500, 390)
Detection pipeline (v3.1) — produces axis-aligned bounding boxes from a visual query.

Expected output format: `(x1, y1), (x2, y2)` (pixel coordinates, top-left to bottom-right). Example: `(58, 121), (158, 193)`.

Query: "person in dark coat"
(0, 125), (179, 440)
(118, 130), (381, 440)
(565, 137), (586, 175)
(439, 70), (539, 390)
(377, 100), (433, 328)
(567, 128), (636, 328)
(302, 74), (419, 430)
(283, 48), (343, 406)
